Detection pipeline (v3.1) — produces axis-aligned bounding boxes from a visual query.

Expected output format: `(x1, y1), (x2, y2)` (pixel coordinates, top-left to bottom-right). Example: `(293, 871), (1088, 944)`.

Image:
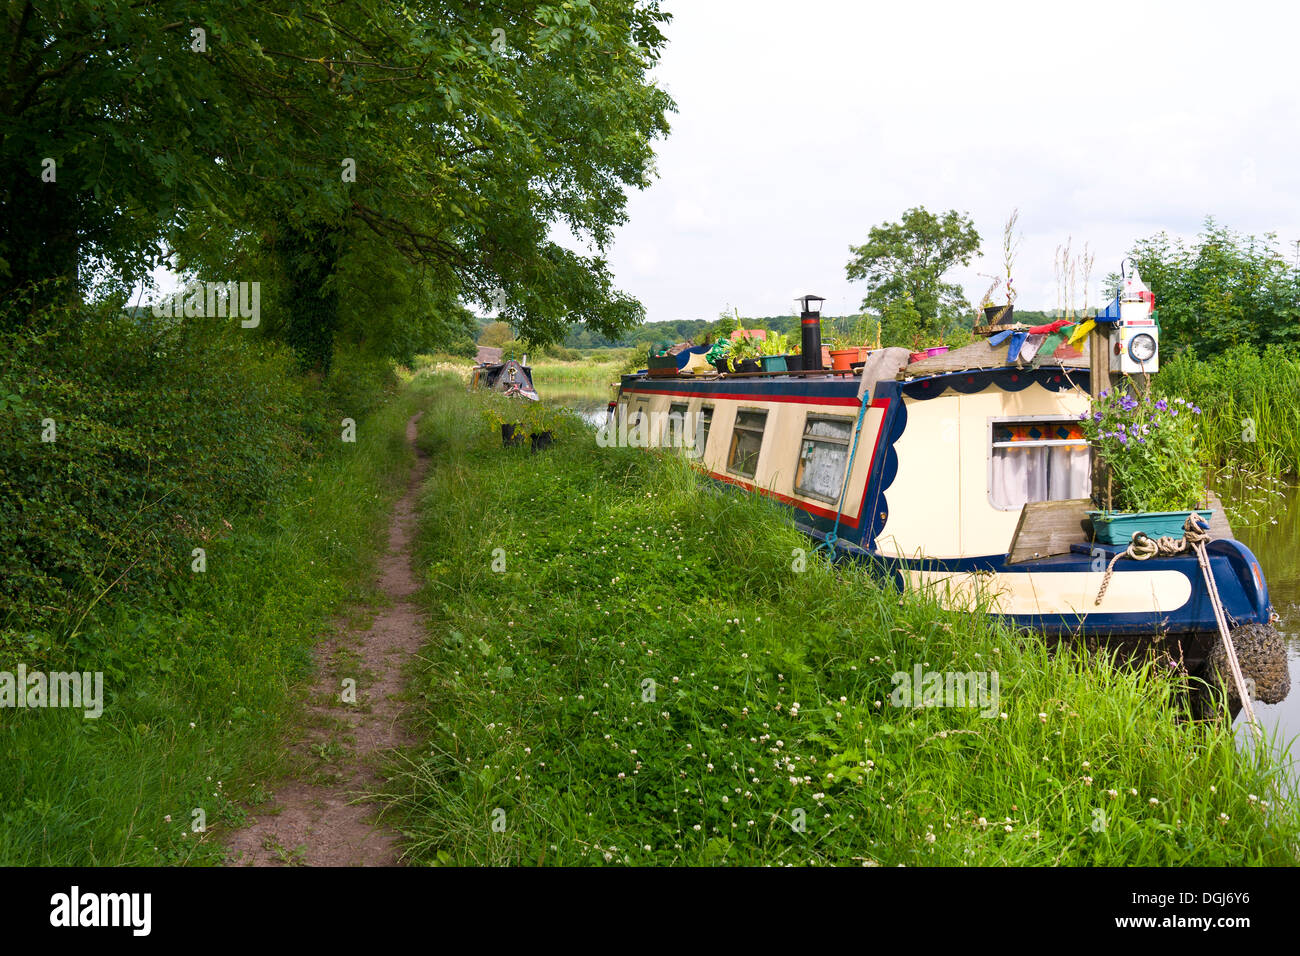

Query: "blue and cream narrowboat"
(611, 326), (1284, 703)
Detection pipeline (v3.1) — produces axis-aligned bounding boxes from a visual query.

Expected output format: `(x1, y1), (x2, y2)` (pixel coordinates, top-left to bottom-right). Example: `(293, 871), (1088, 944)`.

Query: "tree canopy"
(1119, 218), (1300, 356)
(1, 0), (675, 363)
(845, 207), (980, 347)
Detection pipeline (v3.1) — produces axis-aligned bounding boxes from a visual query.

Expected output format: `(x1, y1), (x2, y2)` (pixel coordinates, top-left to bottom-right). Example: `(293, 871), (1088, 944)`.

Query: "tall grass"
(0, 382), (432, 865)
(381, 376), (1300, 866)
(527, 357), (627, 392)
(1157, 345), (1300, 477)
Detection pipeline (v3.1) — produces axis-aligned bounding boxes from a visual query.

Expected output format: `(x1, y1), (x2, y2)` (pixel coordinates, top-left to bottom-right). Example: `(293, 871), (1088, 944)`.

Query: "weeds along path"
(224, 411), (429, 866)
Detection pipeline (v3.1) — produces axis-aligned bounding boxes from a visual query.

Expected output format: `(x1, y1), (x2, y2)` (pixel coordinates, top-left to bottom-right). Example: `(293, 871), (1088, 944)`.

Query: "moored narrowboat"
(470, 351), (539, 401)
(610, 298), (1288, 714)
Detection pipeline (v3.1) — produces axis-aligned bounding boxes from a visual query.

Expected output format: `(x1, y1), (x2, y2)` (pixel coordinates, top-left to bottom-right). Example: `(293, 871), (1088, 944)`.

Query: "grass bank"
(527, 358), (626, 393)
(0, 370), (431, 865)
(1157, 344), (1300, 478)
(382, 375), (1300, 866)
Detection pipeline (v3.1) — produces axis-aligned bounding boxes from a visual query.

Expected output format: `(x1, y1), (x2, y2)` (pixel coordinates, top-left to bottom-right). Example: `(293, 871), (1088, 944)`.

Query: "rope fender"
(1093, 513), (1260, 733)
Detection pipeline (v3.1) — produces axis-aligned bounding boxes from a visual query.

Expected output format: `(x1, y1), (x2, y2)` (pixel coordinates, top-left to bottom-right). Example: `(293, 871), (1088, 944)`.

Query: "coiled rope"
(1094, 513), (1260, 733)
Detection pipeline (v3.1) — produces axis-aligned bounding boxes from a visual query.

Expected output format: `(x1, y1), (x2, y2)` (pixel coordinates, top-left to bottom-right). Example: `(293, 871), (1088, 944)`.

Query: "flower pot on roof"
(1079, 390), (1213, 543)
(704, 338), (732, 373)
(824, 334), (856, 370)
(758, 331), (792, 372)
(728, 332), (763, 373)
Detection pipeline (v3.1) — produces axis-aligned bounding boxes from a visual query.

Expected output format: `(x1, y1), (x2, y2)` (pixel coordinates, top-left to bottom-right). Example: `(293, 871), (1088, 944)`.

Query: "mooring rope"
(813, 398), (871, 559)
(1094, 513), (1261, 733)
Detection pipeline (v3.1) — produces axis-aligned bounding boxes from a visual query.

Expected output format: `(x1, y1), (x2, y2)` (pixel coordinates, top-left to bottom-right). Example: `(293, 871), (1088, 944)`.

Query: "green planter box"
(759, 354), (788, 372)
(1087, 509), (1214, 545)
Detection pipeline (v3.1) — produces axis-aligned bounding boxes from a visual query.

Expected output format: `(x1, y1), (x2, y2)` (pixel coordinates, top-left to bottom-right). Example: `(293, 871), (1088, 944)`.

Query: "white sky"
(604, 0), (1300, 322)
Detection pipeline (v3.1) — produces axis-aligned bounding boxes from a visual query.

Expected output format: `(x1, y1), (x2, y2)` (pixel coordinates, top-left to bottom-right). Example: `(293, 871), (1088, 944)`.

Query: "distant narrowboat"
(470, 351), (539, 401)
(611, 298), (1287, 713)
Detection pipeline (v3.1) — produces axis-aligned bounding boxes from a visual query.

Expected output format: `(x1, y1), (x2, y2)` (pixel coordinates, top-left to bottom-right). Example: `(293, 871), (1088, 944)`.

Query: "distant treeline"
(502, 310), (1062, 350)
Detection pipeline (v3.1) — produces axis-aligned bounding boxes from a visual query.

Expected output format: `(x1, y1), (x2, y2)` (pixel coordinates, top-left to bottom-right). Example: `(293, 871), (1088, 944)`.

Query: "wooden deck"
(1006, 490), (1235, 563)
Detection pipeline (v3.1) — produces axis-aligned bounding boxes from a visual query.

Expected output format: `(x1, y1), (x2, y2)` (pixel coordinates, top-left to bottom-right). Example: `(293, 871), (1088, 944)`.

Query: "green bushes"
(1156, 345), (1300, 477)
(0, 382), (428, 864)
(0, 298), (394, 659)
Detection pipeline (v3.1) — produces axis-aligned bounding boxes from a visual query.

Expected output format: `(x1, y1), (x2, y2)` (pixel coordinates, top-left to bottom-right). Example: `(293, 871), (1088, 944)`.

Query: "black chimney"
(797, 294), (826, 371)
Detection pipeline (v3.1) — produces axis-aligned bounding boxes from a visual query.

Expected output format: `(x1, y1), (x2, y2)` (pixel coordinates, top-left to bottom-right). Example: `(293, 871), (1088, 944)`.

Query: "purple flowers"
(1080, 388), (1204, 512)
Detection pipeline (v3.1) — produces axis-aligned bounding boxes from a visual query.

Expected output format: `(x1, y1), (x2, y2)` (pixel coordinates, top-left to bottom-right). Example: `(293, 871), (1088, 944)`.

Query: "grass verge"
(381, 375), (1300, 866)
(1158, 344), (1300, 478)
(0, 378), (432, 865)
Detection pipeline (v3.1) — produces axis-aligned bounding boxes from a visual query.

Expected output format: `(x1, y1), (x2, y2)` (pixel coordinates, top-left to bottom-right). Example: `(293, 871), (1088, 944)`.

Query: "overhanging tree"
(2, 1), (675, 359)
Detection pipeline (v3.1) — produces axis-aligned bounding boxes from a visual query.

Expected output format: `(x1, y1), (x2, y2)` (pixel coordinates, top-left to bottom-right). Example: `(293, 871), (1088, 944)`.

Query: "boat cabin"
(471, 357), (539, 401)
(611, 335), (1274, 680)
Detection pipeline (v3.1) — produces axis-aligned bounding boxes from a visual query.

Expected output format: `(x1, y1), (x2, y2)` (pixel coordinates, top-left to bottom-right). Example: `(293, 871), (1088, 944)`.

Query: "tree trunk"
(277, 221), (343, 374)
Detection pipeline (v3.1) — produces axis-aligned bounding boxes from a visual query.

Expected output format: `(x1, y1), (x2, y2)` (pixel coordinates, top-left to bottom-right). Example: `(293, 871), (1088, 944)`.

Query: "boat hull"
(793, 516), (1272, 671)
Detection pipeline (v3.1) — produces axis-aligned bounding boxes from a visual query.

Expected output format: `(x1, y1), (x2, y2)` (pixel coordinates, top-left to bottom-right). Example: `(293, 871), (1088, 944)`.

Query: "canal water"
(548, 388), (613, 427)
(1221, 479), (1300, 767)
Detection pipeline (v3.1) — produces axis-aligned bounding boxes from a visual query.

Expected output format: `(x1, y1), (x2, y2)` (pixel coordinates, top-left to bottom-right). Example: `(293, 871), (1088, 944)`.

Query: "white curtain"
(991, 445), (1090, 510)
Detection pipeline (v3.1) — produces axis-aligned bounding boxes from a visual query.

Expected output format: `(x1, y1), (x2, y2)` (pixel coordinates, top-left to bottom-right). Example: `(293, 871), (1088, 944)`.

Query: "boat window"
(727, 409), (767, 478)
(795, 415), (854, 504)
(989, 418), (1091, 510)
(631, 397), (649, 427)
(625, 397), (650, 446)
(666, 402), (690, 452)
(698, 405), (714, 457)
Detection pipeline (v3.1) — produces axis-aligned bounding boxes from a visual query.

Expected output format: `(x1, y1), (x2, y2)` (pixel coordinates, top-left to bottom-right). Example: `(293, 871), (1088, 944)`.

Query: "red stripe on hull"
(623, 387), (859, 406)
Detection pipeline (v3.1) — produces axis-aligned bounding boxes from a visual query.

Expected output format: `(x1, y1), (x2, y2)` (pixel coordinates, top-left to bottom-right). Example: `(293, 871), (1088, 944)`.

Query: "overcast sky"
(602, 0), (1300, 322)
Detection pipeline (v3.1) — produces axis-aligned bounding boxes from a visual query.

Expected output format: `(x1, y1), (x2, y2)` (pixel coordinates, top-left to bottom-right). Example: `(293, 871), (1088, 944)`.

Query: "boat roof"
(899, 336), (1090, 379)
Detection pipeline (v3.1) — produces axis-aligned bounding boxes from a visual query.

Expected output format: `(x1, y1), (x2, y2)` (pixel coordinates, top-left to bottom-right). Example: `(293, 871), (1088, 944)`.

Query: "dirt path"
(224, 412), (429, 866)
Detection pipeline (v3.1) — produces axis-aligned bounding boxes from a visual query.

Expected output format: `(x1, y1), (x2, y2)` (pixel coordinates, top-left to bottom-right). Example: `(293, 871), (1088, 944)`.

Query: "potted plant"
(1078, 390), (1212, 544)
(978, 273), (1007, 325)
(482, 406), (524, 446)
(729, 332), (762, 373)
(786, 341), (803, 371)
(705, 337), (732, 373)
(988, 209), (1020, 325)
(823, 321), (858, 370)
(759, 331), (791, 372)
(517, 402), (562, 453)
(850, 315), (877, 361)
(919, 332), (948, 358)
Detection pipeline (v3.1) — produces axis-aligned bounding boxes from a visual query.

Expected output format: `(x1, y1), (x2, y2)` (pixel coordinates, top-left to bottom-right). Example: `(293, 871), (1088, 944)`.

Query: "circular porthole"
(1128, 333), (1157, 364)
